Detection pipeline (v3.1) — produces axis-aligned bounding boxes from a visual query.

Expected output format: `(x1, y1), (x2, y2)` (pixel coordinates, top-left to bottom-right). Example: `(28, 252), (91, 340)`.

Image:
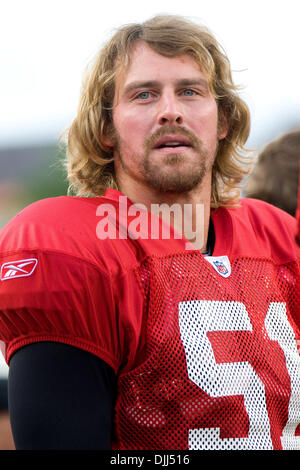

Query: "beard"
(114, 125), (218, 193)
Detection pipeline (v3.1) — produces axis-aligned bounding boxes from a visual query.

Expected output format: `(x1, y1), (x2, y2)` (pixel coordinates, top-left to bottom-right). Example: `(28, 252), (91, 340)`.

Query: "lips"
(153, 135), (192, 149)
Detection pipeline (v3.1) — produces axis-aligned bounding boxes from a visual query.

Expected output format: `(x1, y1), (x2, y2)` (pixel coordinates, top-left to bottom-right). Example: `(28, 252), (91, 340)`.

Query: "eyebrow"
(122, 78), (209, 95)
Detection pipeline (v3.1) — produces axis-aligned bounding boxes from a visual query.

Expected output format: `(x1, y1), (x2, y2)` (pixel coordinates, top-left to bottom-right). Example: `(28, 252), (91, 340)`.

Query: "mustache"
(144, 125), (202, 152)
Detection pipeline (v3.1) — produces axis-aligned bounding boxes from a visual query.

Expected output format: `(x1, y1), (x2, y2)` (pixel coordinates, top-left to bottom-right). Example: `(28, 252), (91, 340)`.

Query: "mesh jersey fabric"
(0, 189), (299, 450)
(296, 177), (300, 246)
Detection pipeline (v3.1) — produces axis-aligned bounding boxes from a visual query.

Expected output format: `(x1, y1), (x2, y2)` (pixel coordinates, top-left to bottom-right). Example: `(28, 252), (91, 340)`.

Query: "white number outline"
(265, 303), (300, 450)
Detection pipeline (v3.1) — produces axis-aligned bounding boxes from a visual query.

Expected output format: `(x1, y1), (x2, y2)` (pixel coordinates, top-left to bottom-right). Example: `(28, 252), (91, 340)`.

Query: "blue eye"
(183, 89), (195, 96)
(137, 91), (150, 100)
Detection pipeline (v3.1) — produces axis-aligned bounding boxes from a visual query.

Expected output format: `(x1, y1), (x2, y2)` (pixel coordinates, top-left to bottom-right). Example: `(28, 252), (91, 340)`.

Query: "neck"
(118, 175), (212, 252)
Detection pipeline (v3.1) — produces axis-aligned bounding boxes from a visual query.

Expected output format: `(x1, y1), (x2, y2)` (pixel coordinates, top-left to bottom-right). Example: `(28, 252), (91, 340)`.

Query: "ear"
(102, 135), (114, 148)
(101, 123), (115, 149)
(217, 107), (228, 141)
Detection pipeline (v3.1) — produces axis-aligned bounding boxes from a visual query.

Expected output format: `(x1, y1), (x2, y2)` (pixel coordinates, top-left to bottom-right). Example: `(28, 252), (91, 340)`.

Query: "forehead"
(115, 42), (207, 92)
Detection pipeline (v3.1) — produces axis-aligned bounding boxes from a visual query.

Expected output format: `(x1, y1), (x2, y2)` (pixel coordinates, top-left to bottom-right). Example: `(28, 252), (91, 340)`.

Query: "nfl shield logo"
(204, 255), (231, 278)
(213, 260), (228, 275)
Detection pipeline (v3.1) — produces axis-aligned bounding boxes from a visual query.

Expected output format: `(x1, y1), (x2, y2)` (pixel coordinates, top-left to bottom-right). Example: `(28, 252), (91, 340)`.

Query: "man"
(0, 15), (299, 450)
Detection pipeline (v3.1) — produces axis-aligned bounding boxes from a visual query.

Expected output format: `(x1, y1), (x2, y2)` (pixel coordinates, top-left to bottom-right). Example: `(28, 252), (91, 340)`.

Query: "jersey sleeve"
(0, 199), (133, 373)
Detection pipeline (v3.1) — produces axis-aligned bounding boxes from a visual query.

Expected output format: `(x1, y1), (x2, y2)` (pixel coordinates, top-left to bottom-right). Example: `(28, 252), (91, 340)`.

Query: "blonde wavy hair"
(65, 14), (252, 206)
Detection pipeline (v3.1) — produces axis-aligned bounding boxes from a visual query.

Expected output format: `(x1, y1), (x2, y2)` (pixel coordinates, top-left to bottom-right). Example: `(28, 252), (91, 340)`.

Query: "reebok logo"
(0, 259), (38, 281)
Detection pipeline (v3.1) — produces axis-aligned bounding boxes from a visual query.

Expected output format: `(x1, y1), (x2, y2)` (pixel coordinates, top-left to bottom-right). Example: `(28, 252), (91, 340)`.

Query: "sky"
(0, 0), (299, 153)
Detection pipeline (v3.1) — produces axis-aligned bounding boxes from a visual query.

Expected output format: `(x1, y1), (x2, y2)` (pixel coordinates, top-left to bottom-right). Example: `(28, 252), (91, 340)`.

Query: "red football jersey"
(296, 176), (300, 245)
(0, 189), (299, 450)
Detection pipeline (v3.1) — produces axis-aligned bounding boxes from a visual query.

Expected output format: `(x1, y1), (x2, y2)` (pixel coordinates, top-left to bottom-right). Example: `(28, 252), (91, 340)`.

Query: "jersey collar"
(103, 189), (233, 256)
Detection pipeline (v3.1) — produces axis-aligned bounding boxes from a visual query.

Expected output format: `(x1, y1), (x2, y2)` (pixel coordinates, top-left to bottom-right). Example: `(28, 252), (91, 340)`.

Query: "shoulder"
(0, 194), (152, 276)
(228, 198), (299, 262)
(0, 196), (135, 371)
(239, 197), (296, 231)
(0, 196), (110, 268)
(1, 196), (99, 228)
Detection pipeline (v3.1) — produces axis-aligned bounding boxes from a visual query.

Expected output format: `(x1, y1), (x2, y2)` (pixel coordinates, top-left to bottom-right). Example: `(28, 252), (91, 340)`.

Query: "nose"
(157, 92), (183, 126)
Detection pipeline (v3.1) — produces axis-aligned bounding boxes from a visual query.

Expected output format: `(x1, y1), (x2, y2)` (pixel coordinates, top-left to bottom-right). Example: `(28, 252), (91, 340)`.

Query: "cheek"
(191, 120), (218, 147)
(114, 109), (150, 148)
(187, 97), (218, 124)
(197, 103), (219, 134)
(113, 109), (148, 168)
(113, 105), (149, 179)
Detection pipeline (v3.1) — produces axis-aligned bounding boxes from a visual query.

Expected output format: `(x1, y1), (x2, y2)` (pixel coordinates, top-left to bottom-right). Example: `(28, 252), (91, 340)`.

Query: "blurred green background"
(0, 144), (68, 228)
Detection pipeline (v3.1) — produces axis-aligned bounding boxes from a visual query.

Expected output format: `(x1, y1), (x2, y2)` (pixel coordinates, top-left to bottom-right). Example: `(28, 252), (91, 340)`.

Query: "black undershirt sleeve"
(8, 342), (117, 450)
